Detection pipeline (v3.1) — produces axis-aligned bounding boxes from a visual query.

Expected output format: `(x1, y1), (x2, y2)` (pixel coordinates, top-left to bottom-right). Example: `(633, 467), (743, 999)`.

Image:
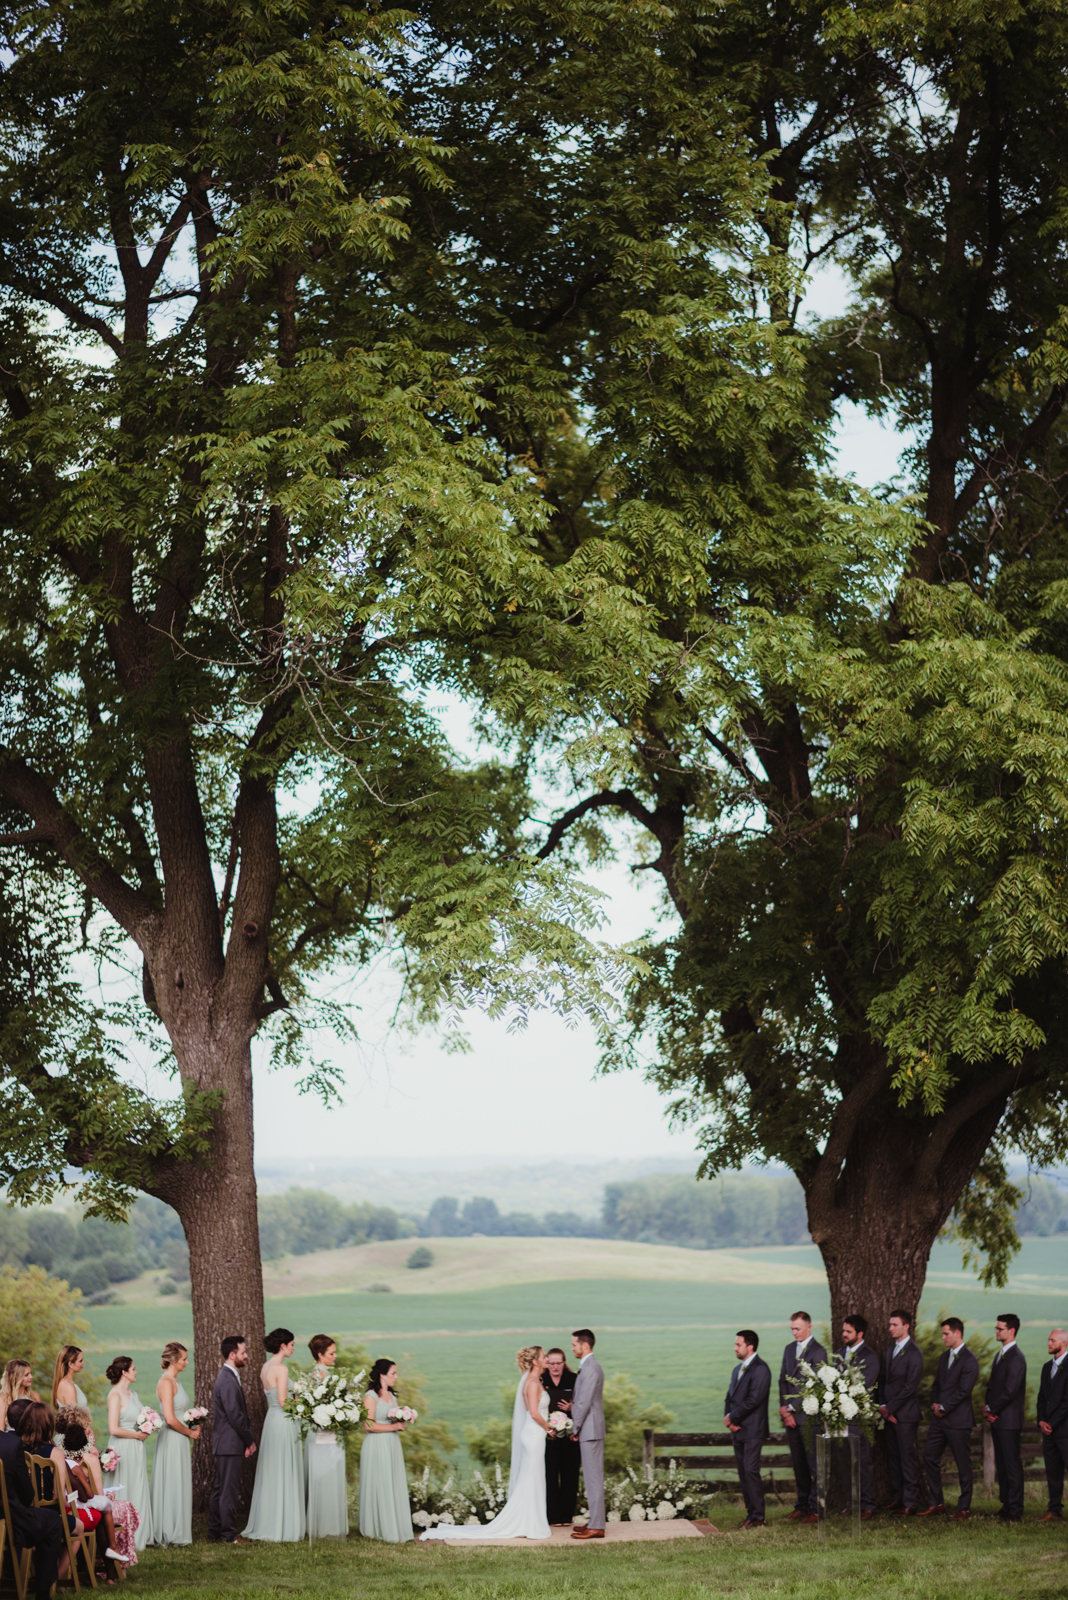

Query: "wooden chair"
(25, 1453), (97, 1593)
(0, 1462), (31, 1600)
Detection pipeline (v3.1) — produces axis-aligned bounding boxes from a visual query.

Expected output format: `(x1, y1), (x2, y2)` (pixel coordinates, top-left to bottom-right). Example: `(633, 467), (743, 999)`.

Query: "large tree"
(444, 0), (1068, 1342)
(0, 0), (658, 1500)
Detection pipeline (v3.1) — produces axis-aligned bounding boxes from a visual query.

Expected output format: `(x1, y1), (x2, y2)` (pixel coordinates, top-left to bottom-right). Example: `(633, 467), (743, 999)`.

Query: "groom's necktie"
(728, 1365), (741, 1400)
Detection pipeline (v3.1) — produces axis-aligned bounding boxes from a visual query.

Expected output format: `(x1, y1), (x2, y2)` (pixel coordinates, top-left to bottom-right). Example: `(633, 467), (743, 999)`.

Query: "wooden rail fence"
(642, 1426), (1048, 1497)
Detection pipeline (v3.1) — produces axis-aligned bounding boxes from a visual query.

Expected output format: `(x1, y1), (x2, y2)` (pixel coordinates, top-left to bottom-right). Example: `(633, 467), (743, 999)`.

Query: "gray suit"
(572, 1353), (605, 1529)
(208, 1363), (255, 1541)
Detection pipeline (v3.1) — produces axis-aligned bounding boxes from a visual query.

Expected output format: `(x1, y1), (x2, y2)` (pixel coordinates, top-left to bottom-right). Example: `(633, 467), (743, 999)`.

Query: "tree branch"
(536, 788), (658, 859)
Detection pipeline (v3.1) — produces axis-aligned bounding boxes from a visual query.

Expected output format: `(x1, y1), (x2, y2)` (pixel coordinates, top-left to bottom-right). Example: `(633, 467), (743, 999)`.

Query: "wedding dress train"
(420, 1378), (550, 1540)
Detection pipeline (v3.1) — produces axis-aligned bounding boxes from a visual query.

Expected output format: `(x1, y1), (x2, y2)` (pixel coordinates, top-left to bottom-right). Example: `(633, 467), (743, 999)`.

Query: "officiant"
(542, 1348), (580, 1524)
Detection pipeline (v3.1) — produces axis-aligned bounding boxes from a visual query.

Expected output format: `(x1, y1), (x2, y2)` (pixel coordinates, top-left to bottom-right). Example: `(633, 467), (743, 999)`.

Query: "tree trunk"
(152, 1031), (266, 1514)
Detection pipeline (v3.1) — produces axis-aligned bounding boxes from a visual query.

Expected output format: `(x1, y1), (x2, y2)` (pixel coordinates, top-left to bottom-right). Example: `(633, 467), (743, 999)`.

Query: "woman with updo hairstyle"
(304, 1334), (347, 1539)
(150, 1340), (200, 1546)
(242, 1328), (304, 1541)
(359, 1357), (412, 1542)
(103, 1356), (154, 1548)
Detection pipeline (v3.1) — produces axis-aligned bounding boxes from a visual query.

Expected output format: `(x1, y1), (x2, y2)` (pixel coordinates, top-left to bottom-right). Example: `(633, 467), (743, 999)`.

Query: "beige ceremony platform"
(424, 1518), (715, 1546)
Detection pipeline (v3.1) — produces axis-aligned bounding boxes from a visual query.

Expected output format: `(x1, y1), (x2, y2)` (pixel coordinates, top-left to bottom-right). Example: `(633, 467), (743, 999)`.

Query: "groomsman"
(724, 1330), (771, 1528)
(983, 1313), (1027, 1521)
(778, 1311), (827, 1523)
(1037, 1327), (1068, 1522)
(208, 1335), (257, 1544)
(837, 1316), (879, 1518)
(878, 1309), (924, 1515)
(920, 1317), (978, 1519)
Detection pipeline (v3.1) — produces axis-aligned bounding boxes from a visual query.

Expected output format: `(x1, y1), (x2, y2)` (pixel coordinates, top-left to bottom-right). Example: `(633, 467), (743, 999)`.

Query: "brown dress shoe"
(917, 1504), (944, 1517)
(785, 1509), (806, 1522)
(740, 1518), (765, 1528)
(859, 1511), (876, 1521)
(1039, 1512), (1064, 1522)
(802, 1513), (820, 1524)
(949, 1510), (970, 1521)
(891, 1507), (916, 1517)
(570, 1527), (605, 1539)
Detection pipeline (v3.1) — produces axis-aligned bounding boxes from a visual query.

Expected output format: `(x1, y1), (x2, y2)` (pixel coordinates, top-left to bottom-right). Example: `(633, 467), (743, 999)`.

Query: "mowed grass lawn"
(127, 1513), (1068, 1600)
(84, 1236), (1068, 1467)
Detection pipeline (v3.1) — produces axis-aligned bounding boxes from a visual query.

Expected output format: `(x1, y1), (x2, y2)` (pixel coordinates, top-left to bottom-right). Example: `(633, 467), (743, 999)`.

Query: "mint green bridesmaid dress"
(243, 1388), (306, 1541)
(150, 1379), (193, 1545)
(358, 1398), (412, 1541)
(304, 1366), (348, 1538)
(103, 1389), (154, 1550)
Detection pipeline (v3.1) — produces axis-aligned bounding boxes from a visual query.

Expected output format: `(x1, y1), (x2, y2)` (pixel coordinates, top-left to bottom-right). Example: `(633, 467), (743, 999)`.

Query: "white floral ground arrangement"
(285, 1366), (366, 1438)
(788, 1354), (882, 1442)
(408, 1462), (710, 1530)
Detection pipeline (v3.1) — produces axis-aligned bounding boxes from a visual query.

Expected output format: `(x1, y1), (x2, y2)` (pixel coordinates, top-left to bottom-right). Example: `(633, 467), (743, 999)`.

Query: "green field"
(82, 1235), (1068, 1467)
(92, 1514), (1068, 1600)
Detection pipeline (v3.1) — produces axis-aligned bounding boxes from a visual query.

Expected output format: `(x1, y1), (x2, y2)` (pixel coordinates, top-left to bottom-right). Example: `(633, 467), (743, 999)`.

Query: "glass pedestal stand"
(816, 1433), (861, 1542)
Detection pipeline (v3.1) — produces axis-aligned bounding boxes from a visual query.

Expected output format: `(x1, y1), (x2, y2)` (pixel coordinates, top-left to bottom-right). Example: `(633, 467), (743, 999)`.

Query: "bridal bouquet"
(181, 1406), (208, 1426)
(285, 1367), (366, 1437)
(387, 1405), (418, 1426)
(99, 1448), (120, 1473)
(548, 1411), (573, 1436)
(135, 1407), (164, 1436)
(788, 1353), (881, 1440)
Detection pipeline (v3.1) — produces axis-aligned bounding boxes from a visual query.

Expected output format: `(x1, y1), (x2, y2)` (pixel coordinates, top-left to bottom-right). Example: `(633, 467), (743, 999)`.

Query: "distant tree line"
(2, 1172), (1062, 1288)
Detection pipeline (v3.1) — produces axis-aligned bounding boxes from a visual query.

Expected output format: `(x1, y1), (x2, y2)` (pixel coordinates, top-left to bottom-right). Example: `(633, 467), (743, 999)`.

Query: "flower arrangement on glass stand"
(788, 1355), (881, 1442)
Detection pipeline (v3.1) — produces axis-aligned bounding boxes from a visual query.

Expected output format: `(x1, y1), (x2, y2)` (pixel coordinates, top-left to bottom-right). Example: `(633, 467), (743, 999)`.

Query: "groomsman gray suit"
(571, 1347), (606, 1530)
(209, 1350), (256, 1542)
(924, 1336), (978, 1511)
(779, 1328), (827, 1516)
(1037, 1338), (1068, 1517)
(724, 1337), (771, 1525)
(836, 1326), (879, 1515)
(879, 1322), (924, 1511)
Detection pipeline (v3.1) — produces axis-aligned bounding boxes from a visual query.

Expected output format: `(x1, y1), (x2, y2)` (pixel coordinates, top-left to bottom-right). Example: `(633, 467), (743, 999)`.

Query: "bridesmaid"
(103, 1356), (155, 1549)
(359, 1358), (412, 1542)
(151, 1341), (201, 1545)
(242, 1327), (305, 1541)
(305, 1334), (348, 1538)
(53, 1346), (92, 1426)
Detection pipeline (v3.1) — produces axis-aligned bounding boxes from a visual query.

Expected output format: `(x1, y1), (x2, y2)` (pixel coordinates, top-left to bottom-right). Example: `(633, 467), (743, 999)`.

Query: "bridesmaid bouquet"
(181, 1406), (208, 1425)
(386, 1405), (418, 1426)
(134, 1407), (164, 1436)
(285, 1367), (366, 1437)
(548, 1411), (573, 1435)
(99, 1448), (120, 1473)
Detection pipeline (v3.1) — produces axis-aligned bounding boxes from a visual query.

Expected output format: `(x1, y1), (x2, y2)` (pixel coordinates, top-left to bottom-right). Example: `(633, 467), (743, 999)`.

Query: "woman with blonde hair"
(151, 1342), (200, 1546)
(420, 1346), (551, 1542)
(0, 1358), (39, 1431)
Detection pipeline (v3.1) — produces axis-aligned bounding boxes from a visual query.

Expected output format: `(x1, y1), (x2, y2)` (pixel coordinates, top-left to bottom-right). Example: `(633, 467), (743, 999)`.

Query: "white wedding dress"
(420, 1376), (550, 1540)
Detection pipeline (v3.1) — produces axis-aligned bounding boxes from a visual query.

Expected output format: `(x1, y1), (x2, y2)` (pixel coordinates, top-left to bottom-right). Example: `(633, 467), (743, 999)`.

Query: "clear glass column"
(816, 1432), (861, 1541)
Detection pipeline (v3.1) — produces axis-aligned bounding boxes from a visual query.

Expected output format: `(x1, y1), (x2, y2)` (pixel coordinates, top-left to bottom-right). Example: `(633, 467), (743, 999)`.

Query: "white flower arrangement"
(787, 1352), (881, 1441)
(285, 1366), (366, 1439)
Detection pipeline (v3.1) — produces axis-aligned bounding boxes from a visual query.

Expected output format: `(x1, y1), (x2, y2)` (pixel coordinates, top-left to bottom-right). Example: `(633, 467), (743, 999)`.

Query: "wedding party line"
(2, 1307), (1067, 1589)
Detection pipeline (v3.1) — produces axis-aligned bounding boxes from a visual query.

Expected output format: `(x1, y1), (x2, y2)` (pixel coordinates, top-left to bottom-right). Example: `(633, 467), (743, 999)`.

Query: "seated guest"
(542, 1348), (579, 1524)
(920, 1317), (978, 1520)
(2, 1397), (79, 1598)
(724, 1330), (771, 1529)
(61, 1422), (130, 1582)
(57, 1405), (141, 1563)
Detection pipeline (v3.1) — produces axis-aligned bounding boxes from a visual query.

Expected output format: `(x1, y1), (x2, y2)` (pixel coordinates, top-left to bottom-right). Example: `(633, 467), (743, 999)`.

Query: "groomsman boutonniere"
(788, 1355), (882, 1443)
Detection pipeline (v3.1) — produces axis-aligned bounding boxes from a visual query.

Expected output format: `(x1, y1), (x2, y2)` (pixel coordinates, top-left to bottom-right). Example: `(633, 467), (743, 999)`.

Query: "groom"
(570, 1328), (605, 1539)
(208, 1335), (257, 1544)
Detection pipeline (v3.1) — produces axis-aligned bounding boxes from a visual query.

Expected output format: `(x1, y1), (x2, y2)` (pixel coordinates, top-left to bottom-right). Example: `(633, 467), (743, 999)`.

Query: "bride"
(420, 1346), (551, 1541)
